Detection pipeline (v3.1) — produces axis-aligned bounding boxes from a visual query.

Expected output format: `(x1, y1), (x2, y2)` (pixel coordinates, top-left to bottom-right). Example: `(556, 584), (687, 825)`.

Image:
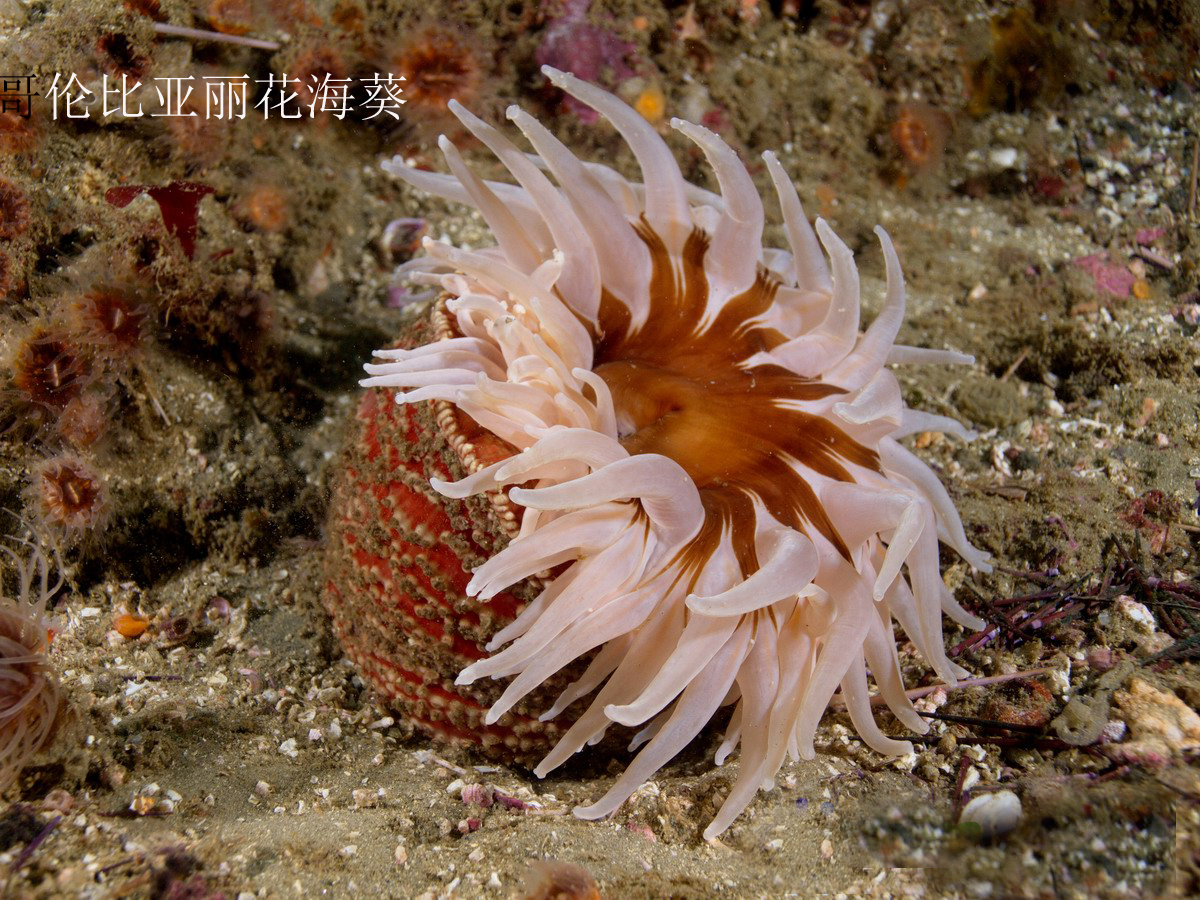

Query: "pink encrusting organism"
(535, 0), (636, 123)
(346, 67), (992, 839)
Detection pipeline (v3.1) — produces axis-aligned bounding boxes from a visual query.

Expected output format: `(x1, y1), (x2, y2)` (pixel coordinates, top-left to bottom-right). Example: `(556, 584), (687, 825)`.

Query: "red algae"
(105, 182), (216, 259)
(535, 0), (636, 123)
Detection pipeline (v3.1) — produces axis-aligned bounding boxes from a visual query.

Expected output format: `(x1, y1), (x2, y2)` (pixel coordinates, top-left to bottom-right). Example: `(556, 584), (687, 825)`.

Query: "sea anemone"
(94, 30), (151, 81)
(233, 180), (291, 233)
(28, 454), (110, 538)
(69, 285), (152, 367)
(889, 101), (953, 182)
(0, 532), (63, 794)
(358, 66), (991, 839)
(8, 324), (94, 421)
(389, 23), (484, 121)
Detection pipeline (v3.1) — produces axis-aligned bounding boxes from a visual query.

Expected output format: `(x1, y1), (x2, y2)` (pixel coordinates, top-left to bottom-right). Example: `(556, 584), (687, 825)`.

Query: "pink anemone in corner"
(1, 532), (63, 793)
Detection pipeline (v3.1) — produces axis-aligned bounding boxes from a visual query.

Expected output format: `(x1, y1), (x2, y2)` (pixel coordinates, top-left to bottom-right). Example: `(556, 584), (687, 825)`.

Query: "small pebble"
(206, 596), (232, 622)
(457, 817), (482, 834)
(990, 147), (1018, 168)
(624, 822), (656, 842)
(114, 613), (149, 638)
(961, 766), (980, 793)
(42, 789), (74, 814)
(352, 788), (378, 809)
(461, 783), (494, 807)
(1110, 677), (1200, 765)
(1114, 595), (1156, 633)
(959, 790), (1022, 838)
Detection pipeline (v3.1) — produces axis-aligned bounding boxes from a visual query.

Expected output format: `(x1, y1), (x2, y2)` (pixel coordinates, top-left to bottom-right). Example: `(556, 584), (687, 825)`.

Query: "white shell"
(960, 790), (1022, 838)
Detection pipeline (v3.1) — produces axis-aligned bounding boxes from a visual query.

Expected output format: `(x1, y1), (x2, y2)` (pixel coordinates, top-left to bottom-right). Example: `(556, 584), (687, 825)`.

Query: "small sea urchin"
(335, 67), (992, 839)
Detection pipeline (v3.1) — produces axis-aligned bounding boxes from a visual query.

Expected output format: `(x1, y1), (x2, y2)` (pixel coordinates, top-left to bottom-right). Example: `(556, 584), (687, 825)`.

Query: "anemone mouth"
(589, 220), (877, 571)
(363, 65), (993, 839)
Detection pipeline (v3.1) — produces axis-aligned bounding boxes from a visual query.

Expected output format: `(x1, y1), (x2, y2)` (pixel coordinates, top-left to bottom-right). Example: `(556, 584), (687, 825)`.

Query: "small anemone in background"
(68, 283), (152, 370)
(27, 454), (111, 541)
(2, 321), (96, 437)
(0, 527), (64, 795)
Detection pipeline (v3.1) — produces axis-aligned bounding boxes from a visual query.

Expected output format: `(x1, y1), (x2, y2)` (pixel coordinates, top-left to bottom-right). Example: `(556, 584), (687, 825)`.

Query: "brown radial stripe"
(591, 220), (880, 571)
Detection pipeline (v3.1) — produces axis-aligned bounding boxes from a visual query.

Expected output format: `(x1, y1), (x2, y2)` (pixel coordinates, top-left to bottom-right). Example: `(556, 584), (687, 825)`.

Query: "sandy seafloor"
(1, 0), (1199, 897)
